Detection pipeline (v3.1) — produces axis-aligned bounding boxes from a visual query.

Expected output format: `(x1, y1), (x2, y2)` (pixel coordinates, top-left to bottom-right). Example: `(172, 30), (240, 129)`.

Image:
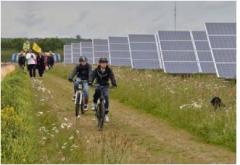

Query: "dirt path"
(33, 73), (235, 163)
(1, 64), (15, 80)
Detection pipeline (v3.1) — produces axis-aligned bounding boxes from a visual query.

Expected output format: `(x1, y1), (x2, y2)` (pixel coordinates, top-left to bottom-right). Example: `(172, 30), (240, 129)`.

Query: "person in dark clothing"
(68, 56), (92, 116)
(48, 51), (55, 69)
(36, 53), (45, 77)
(18, 51), (26, 70)
(89, 57), (117, 122)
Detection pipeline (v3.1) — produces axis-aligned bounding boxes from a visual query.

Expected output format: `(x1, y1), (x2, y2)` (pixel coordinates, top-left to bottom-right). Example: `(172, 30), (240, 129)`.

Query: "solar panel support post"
(156, 32), (166, 72)
(154, 32), (162, 69)
(204, 23), (219, 77)
(190, 31), (202, 73)
(127, 35), (134, 68)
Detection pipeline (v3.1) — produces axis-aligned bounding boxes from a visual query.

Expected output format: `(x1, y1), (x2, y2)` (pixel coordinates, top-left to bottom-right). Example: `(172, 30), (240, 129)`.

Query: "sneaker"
(72, 95), (75, 101)
(105, 115), (109, 122)
(83, 104), (88, 111)
(77, 115), (81, 119)
(92, 104), (97, 111)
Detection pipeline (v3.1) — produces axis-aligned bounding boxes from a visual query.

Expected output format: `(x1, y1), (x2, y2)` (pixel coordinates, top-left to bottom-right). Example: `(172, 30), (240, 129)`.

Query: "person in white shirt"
(26, 49), (37, 78)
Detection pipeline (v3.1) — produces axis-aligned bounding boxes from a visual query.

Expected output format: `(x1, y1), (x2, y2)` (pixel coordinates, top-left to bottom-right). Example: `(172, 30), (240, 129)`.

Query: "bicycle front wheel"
(75, 93), (81, 117)
(97, 101), (105, 131)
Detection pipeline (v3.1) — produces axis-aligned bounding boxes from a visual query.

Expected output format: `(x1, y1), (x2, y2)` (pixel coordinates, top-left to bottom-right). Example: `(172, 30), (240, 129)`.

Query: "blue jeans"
(74, 79), (89, 99)
(93, 86), (109, 114)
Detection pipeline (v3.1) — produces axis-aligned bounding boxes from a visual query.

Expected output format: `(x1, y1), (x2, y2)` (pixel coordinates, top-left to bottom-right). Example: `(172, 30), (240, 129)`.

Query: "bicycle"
(91, 84), (116, 131)
(73, 78), (87, 118)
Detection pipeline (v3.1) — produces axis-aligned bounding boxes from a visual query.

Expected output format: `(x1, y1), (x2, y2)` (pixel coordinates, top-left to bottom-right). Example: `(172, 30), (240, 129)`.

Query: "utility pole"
(174, 1), (177, 31)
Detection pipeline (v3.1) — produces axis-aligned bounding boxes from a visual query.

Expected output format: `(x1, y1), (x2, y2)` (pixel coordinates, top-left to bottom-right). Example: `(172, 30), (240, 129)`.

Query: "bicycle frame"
(75, 90), (83, 105)
(73, 78), (87, 116)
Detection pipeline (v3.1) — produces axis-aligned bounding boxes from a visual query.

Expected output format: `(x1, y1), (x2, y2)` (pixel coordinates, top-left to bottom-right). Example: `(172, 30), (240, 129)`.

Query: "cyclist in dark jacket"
(89, 57), (117, 122)
(68, 56), (92, 113)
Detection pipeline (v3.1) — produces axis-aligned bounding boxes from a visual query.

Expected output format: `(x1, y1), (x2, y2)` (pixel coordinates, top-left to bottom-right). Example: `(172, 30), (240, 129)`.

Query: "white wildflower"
(69, 136), (74, 140)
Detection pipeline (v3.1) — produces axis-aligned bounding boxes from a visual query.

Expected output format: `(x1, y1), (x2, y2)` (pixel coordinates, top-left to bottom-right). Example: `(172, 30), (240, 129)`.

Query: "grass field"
(1, 64), (236, 163)
(51, 64), (236, 151)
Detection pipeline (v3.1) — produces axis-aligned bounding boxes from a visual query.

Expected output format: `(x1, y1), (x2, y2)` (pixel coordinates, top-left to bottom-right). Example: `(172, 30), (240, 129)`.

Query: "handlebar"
(90, 84), (116, 89)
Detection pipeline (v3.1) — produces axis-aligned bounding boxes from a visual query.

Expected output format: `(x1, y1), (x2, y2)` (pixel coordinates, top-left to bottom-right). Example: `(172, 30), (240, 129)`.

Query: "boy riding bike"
(89, 57), (117, 122)
(68, 56), (92, 113)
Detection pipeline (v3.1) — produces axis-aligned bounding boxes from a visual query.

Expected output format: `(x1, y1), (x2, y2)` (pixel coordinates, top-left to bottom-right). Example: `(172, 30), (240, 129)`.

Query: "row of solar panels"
(64, 23), (236, 79)
(11, 53), (62, 62)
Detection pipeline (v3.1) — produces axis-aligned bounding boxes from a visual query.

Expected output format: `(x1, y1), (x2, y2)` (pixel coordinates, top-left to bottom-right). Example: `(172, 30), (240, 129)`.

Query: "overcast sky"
(1, 1), (236, 38)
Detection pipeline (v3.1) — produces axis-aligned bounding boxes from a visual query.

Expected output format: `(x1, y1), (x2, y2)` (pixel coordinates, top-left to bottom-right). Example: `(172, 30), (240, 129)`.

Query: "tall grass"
(111, 67), (236, 151)
(1, 70), (38, 163)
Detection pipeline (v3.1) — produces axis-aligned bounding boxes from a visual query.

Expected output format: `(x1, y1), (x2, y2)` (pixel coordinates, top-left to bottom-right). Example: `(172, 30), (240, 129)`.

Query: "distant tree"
(76, 35), (81, 41)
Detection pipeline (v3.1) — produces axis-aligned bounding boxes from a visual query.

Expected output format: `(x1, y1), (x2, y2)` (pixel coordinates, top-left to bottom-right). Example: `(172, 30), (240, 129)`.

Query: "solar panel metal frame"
(128, 34), (161, 69)
(205, 23), (236, 79)
(158, 30), (200, 74)
(108, 36), (132, 67)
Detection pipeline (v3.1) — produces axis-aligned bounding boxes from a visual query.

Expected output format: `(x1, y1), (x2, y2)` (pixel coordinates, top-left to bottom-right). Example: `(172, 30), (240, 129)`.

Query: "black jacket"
(48, 56), (54, 65)
(37, 55), (45, 68)
(90, 66), (117, 86)
(18, 55), (26, 65)
(69, 63), (92, 81)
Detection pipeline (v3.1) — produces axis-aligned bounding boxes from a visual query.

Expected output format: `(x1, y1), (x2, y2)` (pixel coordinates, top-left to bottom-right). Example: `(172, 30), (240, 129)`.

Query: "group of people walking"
(68, 56), (117, 122)
(17, 50), (55, 78)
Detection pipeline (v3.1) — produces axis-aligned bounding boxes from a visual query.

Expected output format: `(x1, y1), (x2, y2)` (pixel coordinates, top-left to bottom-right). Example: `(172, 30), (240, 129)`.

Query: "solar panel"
(128, 34), (161, 69)
(209, 36), (236, 48)
(160, 41), (194, 50)
(64, 45), (72, 64)
(192, 31), (208, 40)
(108, 36), (131, 66)
(194, 41), (210, 50)
(132, 59), (160, 69)
(71, 43), (81, 64)
(205, 23), (236, 79)
(205, 23), (236, 35)
(93, 39), (109, 64)
(158, 31), (200, 74)
(80, 41), (93, 64)
(192, 31), (216, 74)
(158, 31), (191, 40)
(216, 63), (236, 79)
(164, 62), (199, 73)
(200, 62), (216, 73)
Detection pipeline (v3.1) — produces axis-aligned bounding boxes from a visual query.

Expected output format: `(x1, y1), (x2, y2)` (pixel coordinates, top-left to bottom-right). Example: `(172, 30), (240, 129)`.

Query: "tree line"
(1, 36), (92, 52)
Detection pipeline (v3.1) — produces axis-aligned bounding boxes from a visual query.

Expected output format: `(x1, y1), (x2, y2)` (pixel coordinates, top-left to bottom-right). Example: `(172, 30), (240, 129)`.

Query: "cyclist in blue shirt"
(68, 56), (92, 112)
